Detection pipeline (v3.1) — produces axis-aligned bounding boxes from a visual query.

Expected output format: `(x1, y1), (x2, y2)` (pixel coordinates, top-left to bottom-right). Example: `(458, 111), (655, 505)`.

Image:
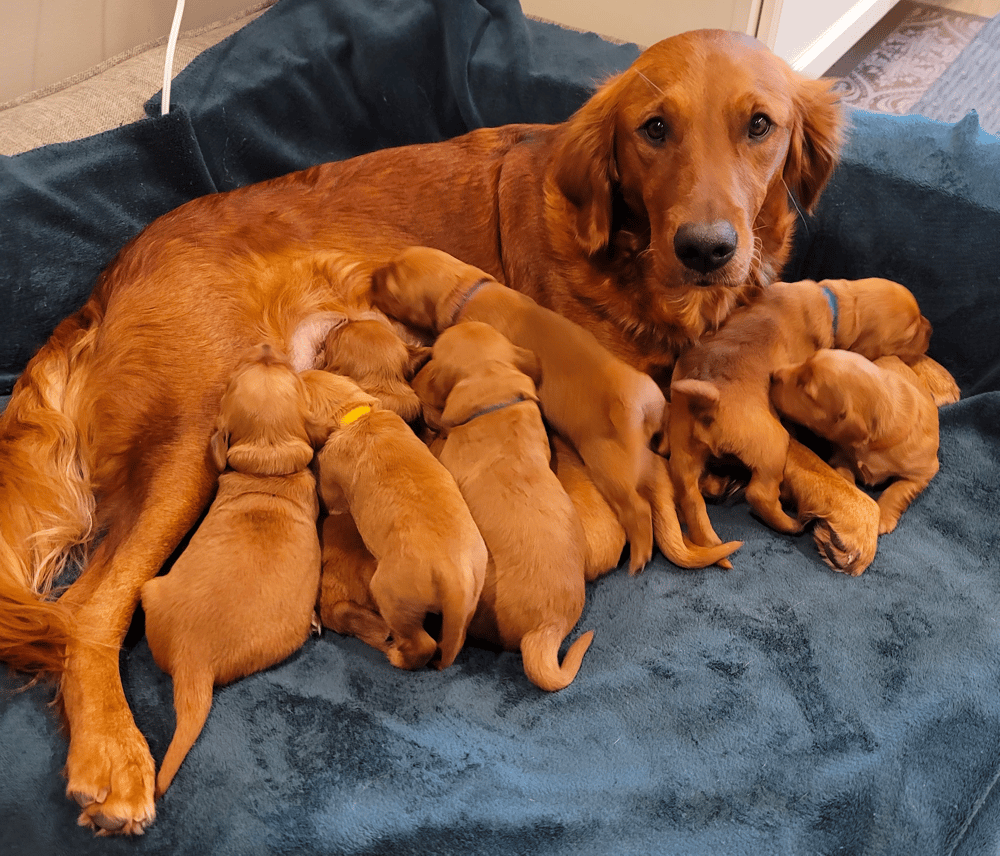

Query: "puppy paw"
(812, 520), (875, 577)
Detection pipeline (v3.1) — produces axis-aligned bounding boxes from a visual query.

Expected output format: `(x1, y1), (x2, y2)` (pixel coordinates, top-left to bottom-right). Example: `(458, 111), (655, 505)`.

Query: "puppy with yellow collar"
(302, 369), (486, 670)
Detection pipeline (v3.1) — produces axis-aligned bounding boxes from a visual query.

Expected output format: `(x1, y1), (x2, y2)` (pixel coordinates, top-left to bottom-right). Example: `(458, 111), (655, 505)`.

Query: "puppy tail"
(436, 583), (474, 670)
(646, 454), (742, 570)
(0, 304), (101, 677)
(156, 668), (215, 798)
(520, 627), (594, 692)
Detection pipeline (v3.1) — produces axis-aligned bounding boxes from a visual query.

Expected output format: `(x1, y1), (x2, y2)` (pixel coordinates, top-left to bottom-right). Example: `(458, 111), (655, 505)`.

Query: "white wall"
(519, 0), (762, 47)
(2, 0), (258, 103)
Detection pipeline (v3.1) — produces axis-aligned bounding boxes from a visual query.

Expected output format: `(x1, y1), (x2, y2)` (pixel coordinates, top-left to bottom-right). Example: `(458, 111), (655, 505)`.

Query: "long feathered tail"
(0, 304), (101, 675)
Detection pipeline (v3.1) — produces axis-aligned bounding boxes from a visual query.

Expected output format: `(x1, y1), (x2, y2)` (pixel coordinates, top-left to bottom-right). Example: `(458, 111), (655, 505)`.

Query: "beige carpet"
(831, 2), (989, 113)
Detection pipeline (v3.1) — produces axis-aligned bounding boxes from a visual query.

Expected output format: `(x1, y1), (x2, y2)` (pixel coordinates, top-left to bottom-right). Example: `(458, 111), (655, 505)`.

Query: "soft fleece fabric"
(2, 2), (999, 854)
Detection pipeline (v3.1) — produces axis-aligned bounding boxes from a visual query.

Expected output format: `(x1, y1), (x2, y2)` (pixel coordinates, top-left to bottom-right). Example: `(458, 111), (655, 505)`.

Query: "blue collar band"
(449, 277), (494, 326)
(821, 285), (839, 337)
(452, 394), (529, 426)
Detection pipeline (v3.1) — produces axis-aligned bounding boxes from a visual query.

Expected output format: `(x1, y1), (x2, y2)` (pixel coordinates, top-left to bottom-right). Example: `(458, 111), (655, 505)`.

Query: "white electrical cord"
(161, 0), (187, 115)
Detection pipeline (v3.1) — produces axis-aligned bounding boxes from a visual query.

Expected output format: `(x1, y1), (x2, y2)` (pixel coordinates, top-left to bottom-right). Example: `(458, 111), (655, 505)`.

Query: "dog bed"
(2, 1), (999, 853)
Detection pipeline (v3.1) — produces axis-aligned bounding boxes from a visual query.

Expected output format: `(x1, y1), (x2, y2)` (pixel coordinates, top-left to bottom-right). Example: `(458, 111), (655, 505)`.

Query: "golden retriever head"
(211, 344), (315, 476)
(548, 29), (842, 347)
(411, 321), (541, 430)
(320, 318), (431, 422)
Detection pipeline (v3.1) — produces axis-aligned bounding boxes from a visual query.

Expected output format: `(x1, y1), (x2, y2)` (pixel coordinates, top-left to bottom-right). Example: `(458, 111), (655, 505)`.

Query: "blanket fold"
(1, 2), (999, 854)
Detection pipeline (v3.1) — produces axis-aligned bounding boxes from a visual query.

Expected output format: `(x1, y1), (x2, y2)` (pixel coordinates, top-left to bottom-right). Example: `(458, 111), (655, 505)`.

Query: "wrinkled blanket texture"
(1, 1), (999, 854)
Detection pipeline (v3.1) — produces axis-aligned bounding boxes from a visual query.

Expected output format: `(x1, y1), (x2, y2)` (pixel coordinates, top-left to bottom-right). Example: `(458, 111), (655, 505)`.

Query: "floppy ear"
(671, 378), (720, 424)
(834, 404), (869, 446)
(410, 362), (448, 413)
(226, 437), (315, 477)
(784, 76), (843, 211)
(552, 73), (623, 256)
(512, 345), (542, 388)
(405, 344), (434, 379)
(209, 427), (229, 472)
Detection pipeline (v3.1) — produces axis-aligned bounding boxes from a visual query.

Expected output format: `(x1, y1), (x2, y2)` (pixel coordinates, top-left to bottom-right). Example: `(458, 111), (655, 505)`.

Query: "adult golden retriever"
(0, 30), (841, 833)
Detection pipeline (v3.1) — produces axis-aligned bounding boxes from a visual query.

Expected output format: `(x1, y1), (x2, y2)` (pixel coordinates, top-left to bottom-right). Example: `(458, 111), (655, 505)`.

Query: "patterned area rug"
(832, 2), (988, 114)
(914, 9), (1000, 132)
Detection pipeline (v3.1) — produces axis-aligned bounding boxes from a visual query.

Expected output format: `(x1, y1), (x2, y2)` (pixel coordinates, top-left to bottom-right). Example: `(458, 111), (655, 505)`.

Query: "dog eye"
(748, 113), (773, 139)
(641, 117), (668, 143)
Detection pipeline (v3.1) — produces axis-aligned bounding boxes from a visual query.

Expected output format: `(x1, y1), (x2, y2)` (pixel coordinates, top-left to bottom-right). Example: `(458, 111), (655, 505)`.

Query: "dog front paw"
(811, 515), (877, 576)
(65, 715), (156, 835)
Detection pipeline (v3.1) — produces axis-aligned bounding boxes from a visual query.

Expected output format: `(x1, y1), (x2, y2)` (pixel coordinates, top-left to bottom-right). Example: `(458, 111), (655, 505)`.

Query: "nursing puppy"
(771, 349), (940, 534)
(141, 345), (321, 797)
(413, 322), (593, 691)
(373, 245), (740, 573)
(551, 436), (628, 581)
(317, 510), (390, 655)
(668, 277), (931, 552)
(304, 369), (486, 670)
(289, 310), (431, 422)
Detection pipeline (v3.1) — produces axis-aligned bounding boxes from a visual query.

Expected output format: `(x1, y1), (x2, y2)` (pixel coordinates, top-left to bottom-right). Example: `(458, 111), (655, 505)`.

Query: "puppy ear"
(552, 74), (622, 256)
(226, 438), (315, 477)
(405, 344), (434, 379)
(512, 345), (542, 388)
(411, 362), (448, 413)
(671, 378), (721, 423)
(784, 77), (843, 211)
(209, 428), (229, 472)
(835, 405), (869, 446)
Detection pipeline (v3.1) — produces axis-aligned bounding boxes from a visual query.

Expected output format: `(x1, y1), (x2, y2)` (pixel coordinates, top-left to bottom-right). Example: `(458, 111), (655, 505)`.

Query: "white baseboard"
(787, 0), (897, 76)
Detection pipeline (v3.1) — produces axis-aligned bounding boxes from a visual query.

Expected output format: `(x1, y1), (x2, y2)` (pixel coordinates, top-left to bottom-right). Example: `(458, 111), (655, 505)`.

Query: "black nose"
(673, 221), (738, 274)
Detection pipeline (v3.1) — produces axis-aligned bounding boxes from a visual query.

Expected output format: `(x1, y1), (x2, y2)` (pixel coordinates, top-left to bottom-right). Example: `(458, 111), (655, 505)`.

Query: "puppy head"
(770, 349), (873, 445)
(371, 247), (496, 333)
(826, 278), (932, 362)
(212, 344), (315, 476)
(411, 321), (541, 430)
(321, 317), (431, 422)
(299, 368), (380, 447)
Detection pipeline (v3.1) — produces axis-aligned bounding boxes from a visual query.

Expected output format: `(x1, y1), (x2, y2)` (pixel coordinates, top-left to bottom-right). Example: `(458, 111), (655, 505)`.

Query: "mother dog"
(0, 30), (840, 833)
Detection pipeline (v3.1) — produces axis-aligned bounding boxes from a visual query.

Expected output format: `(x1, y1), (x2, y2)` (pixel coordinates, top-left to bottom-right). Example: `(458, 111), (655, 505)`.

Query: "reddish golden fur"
(374, 246), (742, 572)
(140, 346), (321, 798)
(781, 439), (880, 576)
(551, 437), (628, 581)
(0, 31), (840, 833)
(305, 369), (487, 672)
(317, 318), (431, 421)
(317, 511), (389, 654)
(668, 278), (931, 565)
(412, 322), (593, 691)
(771, 349), (940, 534)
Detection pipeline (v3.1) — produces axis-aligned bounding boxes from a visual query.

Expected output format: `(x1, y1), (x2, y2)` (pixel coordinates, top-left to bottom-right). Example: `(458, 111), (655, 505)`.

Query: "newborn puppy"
(141, 345), (321, 797)
(668, 277), (931, 556)
(319, 317), (431, 422)
(373, 245), (739, 573)
(317, 509), (390, 655)
(413, 322), (593, 691)
(287, 310), (431, 421)
(771, 349), (940, 534)
(551, 436), (627, 581)
(304, 369), (486, 670)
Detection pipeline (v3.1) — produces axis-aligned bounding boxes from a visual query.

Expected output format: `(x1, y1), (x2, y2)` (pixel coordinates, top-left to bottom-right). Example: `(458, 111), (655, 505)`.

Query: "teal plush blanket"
(2, 2), (999, 853)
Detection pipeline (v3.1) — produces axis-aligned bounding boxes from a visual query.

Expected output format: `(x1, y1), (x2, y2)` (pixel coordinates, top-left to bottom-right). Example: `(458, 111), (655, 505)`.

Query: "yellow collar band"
(340, 405), (372, 426)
